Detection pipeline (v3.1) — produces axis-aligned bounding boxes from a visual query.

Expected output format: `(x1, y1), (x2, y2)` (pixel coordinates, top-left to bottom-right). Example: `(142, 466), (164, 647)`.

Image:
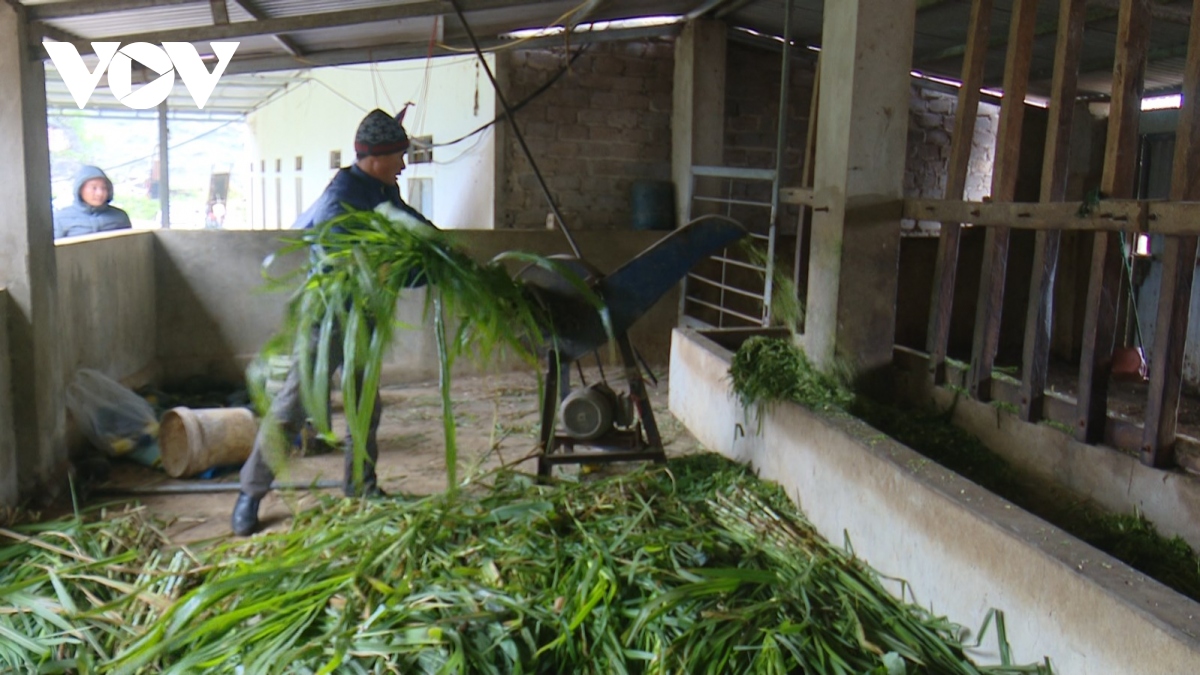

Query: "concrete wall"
(891, 346), (1200, 551)
(245, 55), (496, 230)
(55, 231), (158, 387)
(669, 328), (1200, 675)
(496, 40), (675, 230)
(0, 288), (15, 507)
(154, 229), (679, 387)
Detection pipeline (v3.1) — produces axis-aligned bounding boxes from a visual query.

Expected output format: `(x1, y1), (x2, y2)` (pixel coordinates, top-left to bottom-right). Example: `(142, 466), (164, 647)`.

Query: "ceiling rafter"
(221, 21), (682, 75)
(229, 0), (303, 58)
(33, 0), (525, 53)
(209, 0), (229, 25)
(29, 0), (203, 21)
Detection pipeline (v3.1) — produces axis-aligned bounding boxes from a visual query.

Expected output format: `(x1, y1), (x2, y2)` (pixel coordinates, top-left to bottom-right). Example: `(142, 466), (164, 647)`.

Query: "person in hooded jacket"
(231, 106), (436, 537)
(54, 166), (132, 239)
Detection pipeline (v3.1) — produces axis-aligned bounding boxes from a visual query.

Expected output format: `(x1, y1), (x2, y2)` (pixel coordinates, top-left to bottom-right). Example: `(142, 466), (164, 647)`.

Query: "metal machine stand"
(536, 334), (665, 478)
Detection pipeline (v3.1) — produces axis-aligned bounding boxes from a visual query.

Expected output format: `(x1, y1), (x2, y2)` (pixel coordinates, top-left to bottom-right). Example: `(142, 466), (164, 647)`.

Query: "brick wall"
(719, 42), (816, 234)
(496, 40), (674, 230)
(904, 84), (1000, 235)
(495, 40), (996, 241)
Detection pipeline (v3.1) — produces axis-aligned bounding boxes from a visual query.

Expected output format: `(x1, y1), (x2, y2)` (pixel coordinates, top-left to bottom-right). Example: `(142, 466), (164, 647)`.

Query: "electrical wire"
(449, 0), (581, 259)
(432, 126), (491, 165)
(95, 117), (243, 174)
(431, 44), (590, 149)
(436, 0), (594, 54)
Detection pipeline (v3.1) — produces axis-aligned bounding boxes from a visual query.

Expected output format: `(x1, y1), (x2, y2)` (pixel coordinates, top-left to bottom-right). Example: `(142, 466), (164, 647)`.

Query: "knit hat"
(354, 108), (409, 157)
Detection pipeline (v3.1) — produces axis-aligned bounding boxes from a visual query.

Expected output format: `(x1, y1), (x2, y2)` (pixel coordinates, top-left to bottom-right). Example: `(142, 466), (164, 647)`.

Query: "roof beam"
(210, 0), (229, 25)
(222, 22), (682, 75)
(29, 0), (203, 21)
(36, 0), (524, 53)
(229, 0), (303, 58)
(36, 20), (86, 45)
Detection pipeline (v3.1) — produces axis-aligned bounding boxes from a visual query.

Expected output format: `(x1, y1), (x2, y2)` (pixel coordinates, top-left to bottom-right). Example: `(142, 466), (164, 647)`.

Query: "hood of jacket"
(73, 165), (115, 213)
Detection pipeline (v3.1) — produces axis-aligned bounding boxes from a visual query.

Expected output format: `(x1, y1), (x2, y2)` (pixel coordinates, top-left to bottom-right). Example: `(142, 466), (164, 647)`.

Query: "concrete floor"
(84, 369), (701, 544)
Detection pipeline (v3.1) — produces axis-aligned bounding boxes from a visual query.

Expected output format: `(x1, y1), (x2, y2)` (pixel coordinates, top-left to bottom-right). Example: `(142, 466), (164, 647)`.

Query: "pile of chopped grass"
(727, 336), (1200, 604)
(0, 454), (1046, 674)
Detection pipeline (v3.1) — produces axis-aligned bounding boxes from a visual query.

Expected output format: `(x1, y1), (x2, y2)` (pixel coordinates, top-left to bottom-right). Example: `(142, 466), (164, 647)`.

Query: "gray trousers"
(240, 328), (382, 499)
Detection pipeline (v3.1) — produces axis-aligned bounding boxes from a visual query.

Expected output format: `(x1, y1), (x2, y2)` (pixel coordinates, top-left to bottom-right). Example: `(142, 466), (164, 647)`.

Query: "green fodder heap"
(1, 454), (1048, 674)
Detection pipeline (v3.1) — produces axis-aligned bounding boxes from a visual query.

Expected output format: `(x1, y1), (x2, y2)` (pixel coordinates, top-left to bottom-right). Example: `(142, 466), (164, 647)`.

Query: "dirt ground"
(84, 368), (701, 545)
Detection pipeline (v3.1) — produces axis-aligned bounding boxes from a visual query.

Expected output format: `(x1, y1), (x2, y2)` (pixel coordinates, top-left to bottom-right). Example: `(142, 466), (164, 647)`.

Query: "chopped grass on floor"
(1, 454), (1048, 674)
(728, 336), (1200, 605)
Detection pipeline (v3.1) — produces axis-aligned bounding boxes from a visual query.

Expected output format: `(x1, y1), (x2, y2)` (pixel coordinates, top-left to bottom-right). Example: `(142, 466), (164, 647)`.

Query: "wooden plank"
(926, 0), (994, 385)
(1142, 5), (1200, 468)
(1076, 0), (1149, 444)
(1147, 201), (1200, 235)
(1019, 0), (1088, 422)
(903, 199), (1143, 231)
(968, 0), (1039, 401)
(894, 346), (1200, 461)
(779, 187), (815, 206)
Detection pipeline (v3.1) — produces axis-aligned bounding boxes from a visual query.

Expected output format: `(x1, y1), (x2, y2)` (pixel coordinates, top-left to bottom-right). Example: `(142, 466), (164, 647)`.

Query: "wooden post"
(1018, 0), (1087, 421)
(1141, 6), (1200, 467)
(925, 0), (993, 385)
(0, 2), (66, 500)
(1075, 0), (1149, 443)
(968, 0), (1038, 401)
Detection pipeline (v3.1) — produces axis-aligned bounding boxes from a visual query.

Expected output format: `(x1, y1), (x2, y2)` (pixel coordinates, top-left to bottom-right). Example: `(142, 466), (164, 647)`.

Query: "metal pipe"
(682, 297), (762, 325)
(686, 273), (768, 300)
(93, 479), (342, 496)
(449, 0), (583, 260)
(765, 0), (794, 326)
(157, 99), (170, 228)
(94, 475), (343, 497)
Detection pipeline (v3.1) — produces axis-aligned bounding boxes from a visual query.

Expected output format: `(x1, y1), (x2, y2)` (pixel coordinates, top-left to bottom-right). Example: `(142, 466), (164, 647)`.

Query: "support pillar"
(0, 293), (14, 506)
(804, 0), (915, 392)
(158, 100), (170, 228)
(0, 3), (66, 503)
(671, 19), (726, 227)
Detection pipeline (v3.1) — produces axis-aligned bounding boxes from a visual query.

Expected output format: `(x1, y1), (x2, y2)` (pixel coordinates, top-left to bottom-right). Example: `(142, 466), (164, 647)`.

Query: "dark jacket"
(54, 166), (132, 239)
(296, 164), (436, 287)
(294, 164), (433, 231)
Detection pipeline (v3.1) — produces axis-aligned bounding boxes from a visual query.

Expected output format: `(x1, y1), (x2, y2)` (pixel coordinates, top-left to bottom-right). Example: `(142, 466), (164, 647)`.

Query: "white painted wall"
(245, 55), (496, 230)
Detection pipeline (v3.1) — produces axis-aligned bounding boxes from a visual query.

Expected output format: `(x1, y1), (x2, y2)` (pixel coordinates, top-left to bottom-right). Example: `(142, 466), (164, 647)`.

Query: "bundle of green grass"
(258, 207), (607, 491)
(0, 454), (1049, 674)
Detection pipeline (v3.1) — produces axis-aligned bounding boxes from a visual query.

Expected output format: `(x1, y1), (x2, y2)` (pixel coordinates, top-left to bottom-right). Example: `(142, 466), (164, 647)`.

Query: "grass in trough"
(728, 336), (1200, 605)
(1, 454), (1050, 674)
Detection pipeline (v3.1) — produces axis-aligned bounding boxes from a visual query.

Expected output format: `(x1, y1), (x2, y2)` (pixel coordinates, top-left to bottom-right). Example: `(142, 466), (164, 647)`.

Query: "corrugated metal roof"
(21, 0), (1197, 113)
(722, 0), (1193, 99)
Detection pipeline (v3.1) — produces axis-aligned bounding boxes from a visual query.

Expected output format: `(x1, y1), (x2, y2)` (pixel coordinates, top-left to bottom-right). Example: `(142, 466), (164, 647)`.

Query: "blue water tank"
(630, 180), (676, 231)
